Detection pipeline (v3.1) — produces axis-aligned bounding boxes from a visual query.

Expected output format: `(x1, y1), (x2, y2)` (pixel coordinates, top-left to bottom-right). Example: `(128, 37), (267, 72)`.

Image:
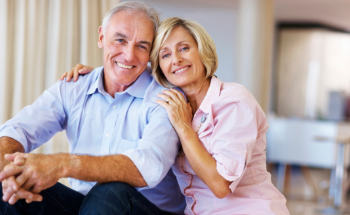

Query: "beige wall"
(276, 28), (350, 118)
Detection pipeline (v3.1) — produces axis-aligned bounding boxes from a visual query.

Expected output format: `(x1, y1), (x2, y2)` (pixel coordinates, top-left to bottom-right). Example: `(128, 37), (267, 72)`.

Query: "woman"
(63, 17), (289, 215)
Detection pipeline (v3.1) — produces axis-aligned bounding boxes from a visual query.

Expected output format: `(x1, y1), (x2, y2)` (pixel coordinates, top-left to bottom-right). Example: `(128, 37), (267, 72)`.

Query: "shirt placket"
(180, 156), (197, 215)
(100, 94), (124, 155)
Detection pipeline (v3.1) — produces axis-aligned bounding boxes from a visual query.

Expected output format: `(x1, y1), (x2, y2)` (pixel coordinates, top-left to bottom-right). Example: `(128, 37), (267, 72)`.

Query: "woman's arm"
(60, 63), (94, 82)
(157, 89), (231, 199)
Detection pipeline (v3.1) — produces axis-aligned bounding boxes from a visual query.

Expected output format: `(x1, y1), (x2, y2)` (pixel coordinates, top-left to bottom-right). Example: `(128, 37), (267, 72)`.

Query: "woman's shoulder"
(214, 79), (258, 108)
(212, 79), (267, 128)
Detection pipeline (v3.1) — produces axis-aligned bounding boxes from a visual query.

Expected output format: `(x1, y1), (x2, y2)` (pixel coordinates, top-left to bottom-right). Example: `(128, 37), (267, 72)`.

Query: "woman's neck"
(182, 78), (211, 115)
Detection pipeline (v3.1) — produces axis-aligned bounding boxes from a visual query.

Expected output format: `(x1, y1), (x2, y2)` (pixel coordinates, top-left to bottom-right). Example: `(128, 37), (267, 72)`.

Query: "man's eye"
(116, 39), (124, 43)
(138, 45), (147, 50)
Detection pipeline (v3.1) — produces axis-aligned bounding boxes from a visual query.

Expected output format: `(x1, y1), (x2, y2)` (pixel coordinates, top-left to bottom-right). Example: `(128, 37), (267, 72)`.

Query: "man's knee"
(80, 182), (137, 214)
(88, 182), (136, 199)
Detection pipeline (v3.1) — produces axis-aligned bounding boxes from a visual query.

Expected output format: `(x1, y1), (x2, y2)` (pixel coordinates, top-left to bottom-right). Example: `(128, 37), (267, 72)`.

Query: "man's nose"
(124, 44), (135, 62)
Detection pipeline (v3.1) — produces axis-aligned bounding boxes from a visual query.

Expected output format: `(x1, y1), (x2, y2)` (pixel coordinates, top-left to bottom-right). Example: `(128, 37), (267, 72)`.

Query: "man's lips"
(115, 61), (134, 69)
(173, 66), (191, 74)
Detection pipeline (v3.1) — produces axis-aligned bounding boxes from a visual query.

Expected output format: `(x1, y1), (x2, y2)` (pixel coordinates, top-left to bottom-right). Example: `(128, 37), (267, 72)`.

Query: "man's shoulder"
(55, 67), (102, 94)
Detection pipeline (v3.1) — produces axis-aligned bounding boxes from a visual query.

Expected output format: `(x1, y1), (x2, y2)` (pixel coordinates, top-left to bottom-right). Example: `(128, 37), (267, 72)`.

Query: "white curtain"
(0, 0), (120, 157)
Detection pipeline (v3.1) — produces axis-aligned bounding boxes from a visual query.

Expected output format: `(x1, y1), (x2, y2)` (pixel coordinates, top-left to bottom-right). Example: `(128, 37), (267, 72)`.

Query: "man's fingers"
(4, 153), (27, 162)
(14, 157), (25, 166)
(0, 165), (23, 182)
(7, 175), (19, 191)
(15, 173), (30, 189)
(31, 183), (44, 194)
(4, 152), (22, 162)
(21, 177), (35, 191)
(8, 193), (19, 205)
(3, 183), (15, 202)
(16, 188), (43, 203)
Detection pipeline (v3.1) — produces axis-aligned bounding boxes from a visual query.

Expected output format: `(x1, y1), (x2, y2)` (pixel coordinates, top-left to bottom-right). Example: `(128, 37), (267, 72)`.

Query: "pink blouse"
(172, 77), (289, 215)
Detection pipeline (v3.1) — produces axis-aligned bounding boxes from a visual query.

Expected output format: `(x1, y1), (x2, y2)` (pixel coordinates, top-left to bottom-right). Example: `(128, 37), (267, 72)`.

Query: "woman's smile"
(173, 65), (191, 75)
(158, 26), (206, 89)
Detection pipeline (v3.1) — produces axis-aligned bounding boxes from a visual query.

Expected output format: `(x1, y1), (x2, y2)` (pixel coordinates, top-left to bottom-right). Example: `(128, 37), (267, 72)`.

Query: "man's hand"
(2, 176), (42, 204)
(1, 161), (43, 204)
(3, 153), (64, 194)
(0, 153), (65, 204)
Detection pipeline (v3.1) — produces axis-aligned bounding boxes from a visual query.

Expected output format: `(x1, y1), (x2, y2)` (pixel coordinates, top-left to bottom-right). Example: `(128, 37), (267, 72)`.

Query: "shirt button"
(113, 106), (116, 109)
(106, 133), (110, 137)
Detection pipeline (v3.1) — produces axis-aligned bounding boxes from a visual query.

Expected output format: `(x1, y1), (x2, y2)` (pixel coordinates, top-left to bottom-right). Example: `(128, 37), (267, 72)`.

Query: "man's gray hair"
(102, 1), (160, 35)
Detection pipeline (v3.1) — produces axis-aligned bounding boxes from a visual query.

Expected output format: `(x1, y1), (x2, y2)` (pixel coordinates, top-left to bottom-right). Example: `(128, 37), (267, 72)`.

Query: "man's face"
(98, 11), (154, 93)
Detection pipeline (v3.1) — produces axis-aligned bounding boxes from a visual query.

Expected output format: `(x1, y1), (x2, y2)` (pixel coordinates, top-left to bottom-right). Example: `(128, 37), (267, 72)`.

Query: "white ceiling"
(150, 0), (350, 31)
(275, 0), (350, 31)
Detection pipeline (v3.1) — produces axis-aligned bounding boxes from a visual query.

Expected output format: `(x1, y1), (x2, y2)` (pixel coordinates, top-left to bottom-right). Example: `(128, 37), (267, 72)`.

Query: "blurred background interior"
(1, 0), (350, 214)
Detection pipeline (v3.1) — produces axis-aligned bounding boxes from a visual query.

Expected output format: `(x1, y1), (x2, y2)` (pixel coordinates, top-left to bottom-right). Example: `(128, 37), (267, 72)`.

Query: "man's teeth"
(175, 67), (190, 74)
(117, 62), (133, 69)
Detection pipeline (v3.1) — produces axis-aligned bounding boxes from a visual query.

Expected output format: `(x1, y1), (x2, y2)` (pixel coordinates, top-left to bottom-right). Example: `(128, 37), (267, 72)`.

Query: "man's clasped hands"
(0, 153), (62, 205)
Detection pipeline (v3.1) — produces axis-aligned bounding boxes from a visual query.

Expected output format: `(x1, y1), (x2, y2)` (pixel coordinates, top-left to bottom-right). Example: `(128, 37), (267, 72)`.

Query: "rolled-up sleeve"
(210, 97), (258, 192)
(122, 105), (180, 189)
(0, 81), (67, 152)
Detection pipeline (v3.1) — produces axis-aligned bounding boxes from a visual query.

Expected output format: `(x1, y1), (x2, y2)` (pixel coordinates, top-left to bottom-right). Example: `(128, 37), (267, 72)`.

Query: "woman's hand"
(156, 89), (193, 131)
(59, 63), (94, 82)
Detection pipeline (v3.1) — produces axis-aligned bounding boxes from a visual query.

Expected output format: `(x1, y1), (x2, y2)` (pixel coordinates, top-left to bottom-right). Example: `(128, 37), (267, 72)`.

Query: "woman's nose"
(172, 53), (182, 65)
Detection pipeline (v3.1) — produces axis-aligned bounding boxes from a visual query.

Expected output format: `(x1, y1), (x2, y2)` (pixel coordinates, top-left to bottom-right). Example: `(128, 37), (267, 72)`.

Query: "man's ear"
(98, 26), (104, 49)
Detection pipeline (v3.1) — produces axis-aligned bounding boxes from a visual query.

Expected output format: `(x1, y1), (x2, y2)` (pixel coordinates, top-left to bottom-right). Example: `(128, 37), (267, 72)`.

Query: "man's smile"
(116, 61), (134, 69)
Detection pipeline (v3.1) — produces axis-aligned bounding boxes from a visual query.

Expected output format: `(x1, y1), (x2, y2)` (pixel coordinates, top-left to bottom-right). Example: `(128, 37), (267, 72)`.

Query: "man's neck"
(103, 72), (129, 98)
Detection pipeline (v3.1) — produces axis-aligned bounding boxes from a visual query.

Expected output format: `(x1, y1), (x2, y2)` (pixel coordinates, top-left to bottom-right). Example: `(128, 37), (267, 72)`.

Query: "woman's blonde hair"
(150, 17), (218, 88)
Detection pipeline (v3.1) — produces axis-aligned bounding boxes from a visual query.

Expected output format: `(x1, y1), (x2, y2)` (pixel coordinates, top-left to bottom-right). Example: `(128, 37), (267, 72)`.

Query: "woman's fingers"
(73, 64), (85, 82)
(162, 89), (180, 101)
(158, 90), (182, 105)
(79, 66), (94, 74)
(170, 88), (187, 102)
(66, 70), (74, 82)
(59, 72), (68, 81)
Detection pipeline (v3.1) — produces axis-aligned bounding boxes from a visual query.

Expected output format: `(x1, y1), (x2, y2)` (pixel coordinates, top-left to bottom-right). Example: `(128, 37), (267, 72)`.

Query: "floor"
(269, 165), (350, 215)
(59, 164), (350, 214)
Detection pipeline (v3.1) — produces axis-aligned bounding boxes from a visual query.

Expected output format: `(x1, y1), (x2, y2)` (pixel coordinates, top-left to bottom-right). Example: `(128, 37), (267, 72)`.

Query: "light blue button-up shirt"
(0, 66), (185, 214)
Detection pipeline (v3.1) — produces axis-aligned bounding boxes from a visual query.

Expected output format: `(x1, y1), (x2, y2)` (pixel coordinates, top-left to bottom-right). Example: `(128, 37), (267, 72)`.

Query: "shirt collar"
(87, 66), (152, 99)
(198, 76), (222, 114)
(124, 67), (152, 98)
(87, 67), (106, 96)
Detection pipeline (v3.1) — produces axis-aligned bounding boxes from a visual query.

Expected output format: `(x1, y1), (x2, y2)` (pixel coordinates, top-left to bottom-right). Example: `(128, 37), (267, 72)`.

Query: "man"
(0, 1), (185, 214)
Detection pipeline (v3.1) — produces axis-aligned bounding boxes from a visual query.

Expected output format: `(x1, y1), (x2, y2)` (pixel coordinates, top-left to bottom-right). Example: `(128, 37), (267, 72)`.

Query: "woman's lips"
(173, 66), (191, 74)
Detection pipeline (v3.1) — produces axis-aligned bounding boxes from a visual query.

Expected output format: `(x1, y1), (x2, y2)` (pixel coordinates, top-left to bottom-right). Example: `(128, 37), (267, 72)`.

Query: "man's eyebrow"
(139, 41), (152, 48)
(115, 33), (128, 39)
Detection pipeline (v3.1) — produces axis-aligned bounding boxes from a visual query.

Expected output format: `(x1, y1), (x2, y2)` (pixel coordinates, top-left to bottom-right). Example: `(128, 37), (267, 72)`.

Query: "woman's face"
(158, 26), (206, 88)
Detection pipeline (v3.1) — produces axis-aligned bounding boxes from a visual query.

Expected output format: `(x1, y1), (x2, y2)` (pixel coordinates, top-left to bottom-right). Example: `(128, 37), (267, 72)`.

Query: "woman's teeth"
(116, 62), (133, 69)
(174, 67), (190, 74)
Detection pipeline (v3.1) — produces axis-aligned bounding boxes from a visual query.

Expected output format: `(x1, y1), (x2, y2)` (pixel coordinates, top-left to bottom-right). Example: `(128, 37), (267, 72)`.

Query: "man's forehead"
(106, 12), (154, 42)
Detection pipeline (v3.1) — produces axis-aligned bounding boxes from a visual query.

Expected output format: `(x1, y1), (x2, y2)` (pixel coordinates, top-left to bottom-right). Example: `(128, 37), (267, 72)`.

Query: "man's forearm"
(63, 154), (147, 187)
(0, 137), (25, 171)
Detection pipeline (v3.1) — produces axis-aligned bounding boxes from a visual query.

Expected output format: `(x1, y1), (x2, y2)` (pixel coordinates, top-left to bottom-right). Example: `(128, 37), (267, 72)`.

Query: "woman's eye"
(181, 47), (189, 51)
(162, 54), (170, 58)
